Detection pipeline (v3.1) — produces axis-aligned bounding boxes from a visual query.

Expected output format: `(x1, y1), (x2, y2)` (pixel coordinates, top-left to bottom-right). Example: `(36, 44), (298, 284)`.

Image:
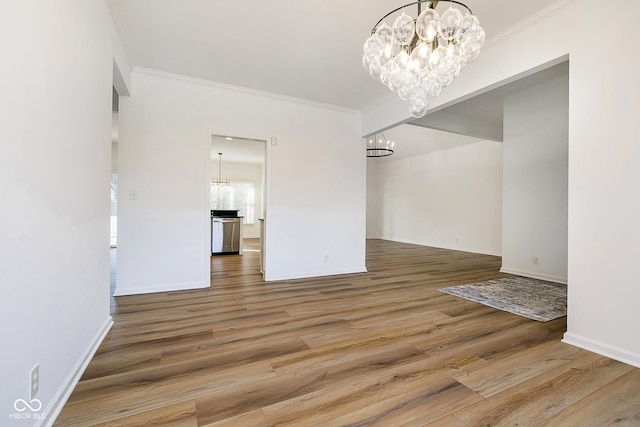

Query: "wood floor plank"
(55, 240), (639, 426)
(261, 354), (485, 427)
(409, 308), (529, 353)
(199, 409), (269, 427)
(56, 362), (276, 426)
(453, 340), (584, 397)
(421, 414), (469, 427)
(599, 368), (640, 406)
(195, 342), (429, 425)
(453, 352), (634, 426)
(539, 390), (640, 426)
(314, 378), (483, 426)
(270, 338), (424, 376)
(91, 400), (198, 427)
(82, 330), (216, 379)
(428, 316), (567, 362)
(538, 368), (640, 426)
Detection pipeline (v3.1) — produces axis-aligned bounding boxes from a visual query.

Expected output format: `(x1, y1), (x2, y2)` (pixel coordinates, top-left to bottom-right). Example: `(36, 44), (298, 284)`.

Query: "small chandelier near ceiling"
(212, 152), (231, 186)
(363, 0), (485, 118)
(367, 133), (395, 158)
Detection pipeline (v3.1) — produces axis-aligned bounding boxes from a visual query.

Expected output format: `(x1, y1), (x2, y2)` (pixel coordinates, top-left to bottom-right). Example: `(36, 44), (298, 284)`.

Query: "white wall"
(210, 160), (264, 238)
(116, 69), (365, 294)
(369, 140), (503, 255)
(502, 74), (569, 283)
(0, 0), (130, 424)
(563, 0), (640, 366)
(366, 160), (382, 238)
(362, 0), (640, 367)
(112, 140), (118, 173)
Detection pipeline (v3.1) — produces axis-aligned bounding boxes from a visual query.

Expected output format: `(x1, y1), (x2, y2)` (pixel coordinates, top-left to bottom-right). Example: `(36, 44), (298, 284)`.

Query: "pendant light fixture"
(363, 0), (485, 118)
(212, 152), (231, 186)
(367, 132), (395, 157)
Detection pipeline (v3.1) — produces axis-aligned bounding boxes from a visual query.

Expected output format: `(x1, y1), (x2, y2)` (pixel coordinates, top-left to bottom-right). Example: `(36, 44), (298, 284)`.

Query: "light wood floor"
(56, 240), (640, 426)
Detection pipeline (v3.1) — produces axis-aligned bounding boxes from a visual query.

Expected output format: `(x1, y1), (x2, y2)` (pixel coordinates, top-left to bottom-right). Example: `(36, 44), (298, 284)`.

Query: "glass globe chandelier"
(363, 0), (485, 118)
(367, 132), (395, 157)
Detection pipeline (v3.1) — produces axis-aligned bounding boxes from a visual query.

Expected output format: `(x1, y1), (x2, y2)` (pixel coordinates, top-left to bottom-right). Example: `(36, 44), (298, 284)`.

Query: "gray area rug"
(438, 277), (567, 322)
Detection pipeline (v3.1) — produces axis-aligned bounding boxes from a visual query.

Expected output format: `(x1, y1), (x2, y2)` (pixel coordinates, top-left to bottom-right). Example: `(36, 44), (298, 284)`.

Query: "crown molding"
(485, 0), (583, 49)
(133, 67), (360, 115)
(361, 91), (400, 115)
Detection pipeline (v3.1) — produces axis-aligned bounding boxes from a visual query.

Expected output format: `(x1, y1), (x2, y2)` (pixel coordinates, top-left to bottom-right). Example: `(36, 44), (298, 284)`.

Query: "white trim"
(205, 134), (213, 282)
(562, 332), (640, 369)
(360, 91), (400, 116)
(446, 245), (501, 257)
(134, 67), (360, 115)
(106, 2), (133, 79)
(113, 281), (209, 296)
(39, 317), (114, 427)
(265, 267), (367, 282)
(263, 137), (272, 280)
(384, 238), (502, 257)
(484, 0), (583, 49)
(499, 267), (567, 284)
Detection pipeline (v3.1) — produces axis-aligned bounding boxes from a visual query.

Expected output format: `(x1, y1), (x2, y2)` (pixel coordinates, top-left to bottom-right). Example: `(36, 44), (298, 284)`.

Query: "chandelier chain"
(371, 0), (472, 35)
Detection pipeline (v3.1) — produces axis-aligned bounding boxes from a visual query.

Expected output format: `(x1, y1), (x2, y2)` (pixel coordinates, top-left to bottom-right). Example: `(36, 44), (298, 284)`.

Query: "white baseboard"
(39, 316), (114, 427)
(451, 245), (502, 257)
(499, 267), (567, 284)
(382, 237), (502, 257)
(562, 332), (640, 369)
(113, 281), (209, 296)
(265, 266), (367, 282)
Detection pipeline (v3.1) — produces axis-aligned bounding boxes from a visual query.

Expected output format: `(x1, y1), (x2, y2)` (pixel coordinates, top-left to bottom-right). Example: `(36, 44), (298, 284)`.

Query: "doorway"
(209, 134), (267, 275)
(110, 87), (119, 309)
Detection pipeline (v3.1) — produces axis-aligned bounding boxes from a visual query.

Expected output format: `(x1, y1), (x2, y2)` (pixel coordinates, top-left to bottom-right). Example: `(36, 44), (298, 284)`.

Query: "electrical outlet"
(30, 364), (39, 401)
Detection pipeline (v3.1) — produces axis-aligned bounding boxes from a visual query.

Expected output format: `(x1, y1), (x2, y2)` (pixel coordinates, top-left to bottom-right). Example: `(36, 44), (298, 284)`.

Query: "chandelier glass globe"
(363, 1), (484, 118)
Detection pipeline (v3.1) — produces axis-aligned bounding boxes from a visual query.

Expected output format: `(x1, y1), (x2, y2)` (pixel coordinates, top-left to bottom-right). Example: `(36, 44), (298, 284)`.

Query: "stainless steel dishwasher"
(211, 210), (242, 254)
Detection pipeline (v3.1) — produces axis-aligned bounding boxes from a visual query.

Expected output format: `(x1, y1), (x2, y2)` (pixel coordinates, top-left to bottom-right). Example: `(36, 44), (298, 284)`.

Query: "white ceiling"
(211, 135), (266, 165)
(107, 0), (558, 111)
(370, 123), (482, 163)
(109, 1), (566, 163)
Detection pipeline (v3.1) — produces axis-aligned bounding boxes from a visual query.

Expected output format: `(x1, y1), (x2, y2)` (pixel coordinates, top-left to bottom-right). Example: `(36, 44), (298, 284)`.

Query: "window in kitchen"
(211, 181), (255, 225)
